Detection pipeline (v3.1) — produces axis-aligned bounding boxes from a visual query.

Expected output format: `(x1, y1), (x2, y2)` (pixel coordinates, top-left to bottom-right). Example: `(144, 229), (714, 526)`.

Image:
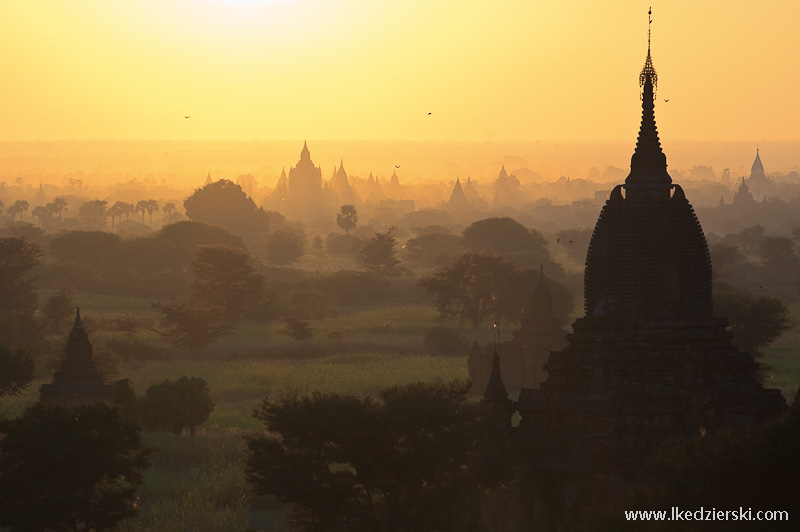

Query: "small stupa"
(40, 308), (117, 406)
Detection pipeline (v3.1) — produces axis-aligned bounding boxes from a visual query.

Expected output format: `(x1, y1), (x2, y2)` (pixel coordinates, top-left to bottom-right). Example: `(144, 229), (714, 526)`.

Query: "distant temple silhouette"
(263, 141), (413, 222)
(733, 175), (756, 206)
(469, 266), (567, 392)
(744, 148), (772, 202)
(40, 308), (116, 406)
(506, 18), (786, 509)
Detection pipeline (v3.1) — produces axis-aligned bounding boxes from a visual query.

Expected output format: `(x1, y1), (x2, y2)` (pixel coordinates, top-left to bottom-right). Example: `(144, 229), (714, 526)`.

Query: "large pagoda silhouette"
(515, 14), (785, 507)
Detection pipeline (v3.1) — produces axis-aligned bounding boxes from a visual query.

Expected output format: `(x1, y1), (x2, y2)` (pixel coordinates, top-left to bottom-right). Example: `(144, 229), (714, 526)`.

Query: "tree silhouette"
(183, 179), (270, 239)
(135, 200), (148, 225)
(143, 199), (159, 227)
(78, 199), (108, 230)
(139, 376), (215, 436)
(246, 381), (493, 532)
(714, 288), (790, 356)
(0, 236), (42, 346)
(0, 403), (151, 532)
(41, 287), (76, 332)
(50, 196), (68, 218)
(6, 200), (29, 222)
(31, 205), (48, 227)
(404, 232), (461, 267)
(107, 201), (127, 232)
(163, 202), (177, 216)
(357, 227), (402, 277)
(190, 244), (268, 320)
(419, 253), (515, 327)
(336, 204), (358, 235)
(152, 301), (234, 353)
(118, 201), (136, 221)
(461, 217), (549, 255)
(157, 221), (246, 261)
(264, 227), (305, 266)
(0, 344), (34, 399)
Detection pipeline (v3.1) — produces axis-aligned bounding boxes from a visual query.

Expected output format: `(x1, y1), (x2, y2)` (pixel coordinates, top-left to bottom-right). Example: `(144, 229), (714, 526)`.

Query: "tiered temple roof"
(517, 19), (785, 504)
(40, 309), (117, 406)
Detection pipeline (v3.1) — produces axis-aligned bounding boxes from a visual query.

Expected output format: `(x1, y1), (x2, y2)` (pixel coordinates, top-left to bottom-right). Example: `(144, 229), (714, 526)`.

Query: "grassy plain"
(8, 292), (799, 531)
(10, 295), (479, 531)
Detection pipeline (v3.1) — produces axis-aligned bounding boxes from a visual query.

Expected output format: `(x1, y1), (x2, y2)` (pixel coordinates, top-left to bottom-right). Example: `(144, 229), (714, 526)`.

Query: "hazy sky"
(2, 1), (797, 142)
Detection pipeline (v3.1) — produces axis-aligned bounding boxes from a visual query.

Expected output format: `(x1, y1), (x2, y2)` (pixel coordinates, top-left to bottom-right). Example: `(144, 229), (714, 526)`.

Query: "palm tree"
(107, 201), (126, 232)
(7, 200), (29, 222)
(31, 205), (48, 227)
(118, 202), (135, 221)
(50, 197), (68, 218)
(336, 204), (358, 235)
(144, 200), (159, 227)
(135, 200), (148, 225)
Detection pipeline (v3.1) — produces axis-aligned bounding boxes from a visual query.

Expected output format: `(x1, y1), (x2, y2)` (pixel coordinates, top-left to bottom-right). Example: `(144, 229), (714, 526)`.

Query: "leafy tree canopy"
(190, 244), (268, 320)
(0, 403), (151, 532)
(139, 376), (215, 436)
(419, 253), (515, 327)
(461, 217), (549, 255)
(0, 344), (34, 399)
(183, 179), (270, 238)
(78, 199), (108, 230)
(0, 236), (41, 317)
(357, 227), (403, 277)
(264, 227), (305, 266)
(336, 204), (358, 235)
(49, 231), (123, 268)
(246, 381), (500, 532)
(0, 236), (42, 348)
(152, 301), (234, 353)
(714, 288), (790, 355)
(403, 232), (462, 268)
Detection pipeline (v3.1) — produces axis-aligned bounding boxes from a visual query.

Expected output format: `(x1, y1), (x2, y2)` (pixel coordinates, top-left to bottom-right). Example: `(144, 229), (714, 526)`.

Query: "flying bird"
(427, 112), (432, 115)
(664, 99), (669, 102)
(184, 116), (191, 118)
(395, 165), (401, 168)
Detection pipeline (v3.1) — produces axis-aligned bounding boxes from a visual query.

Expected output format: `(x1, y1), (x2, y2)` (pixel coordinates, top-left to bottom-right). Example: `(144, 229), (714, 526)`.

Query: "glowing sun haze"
(1, 0), (797, 142)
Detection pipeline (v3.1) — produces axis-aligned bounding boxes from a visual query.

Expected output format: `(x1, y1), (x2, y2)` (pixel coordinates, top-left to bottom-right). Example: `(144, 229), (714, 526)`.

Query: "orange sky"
(1, 1), (797, 142)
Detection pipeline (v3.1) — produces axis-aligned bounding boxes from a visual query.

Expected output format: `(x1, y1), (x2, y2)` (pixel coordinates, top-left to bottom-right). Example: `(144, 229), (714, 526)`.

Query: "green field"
(7, 293), (799, 531)
(5, 298), (478, 531)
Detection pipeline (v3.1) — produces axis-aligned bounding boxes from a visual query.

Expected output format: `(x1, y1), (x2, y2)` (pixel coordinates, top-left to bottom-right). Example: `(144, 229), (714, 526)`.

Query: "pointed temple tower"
(446, 177), (470, 209)
(746, 148), (771, 201)
(40, 309), (117, 406)
(733, 176), (756, 206)
(516, 14), (785, 505)
(283, 141), (327, 219)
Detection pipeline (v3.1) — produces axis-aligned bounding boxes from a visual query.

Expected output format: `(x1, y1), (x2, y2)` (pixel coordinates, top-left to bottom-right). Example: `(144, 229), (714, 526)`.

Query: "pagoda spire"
(300, 140), (310, 161)
(624, 7), (671, 200)
(483, 346), (509, 403)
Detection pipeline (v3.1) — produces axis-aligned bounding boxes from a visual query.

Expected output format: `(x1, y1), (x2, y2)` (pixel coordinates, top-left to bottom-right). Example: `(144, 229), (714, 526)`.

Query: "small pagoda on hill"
(40, 308), (117, 406)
